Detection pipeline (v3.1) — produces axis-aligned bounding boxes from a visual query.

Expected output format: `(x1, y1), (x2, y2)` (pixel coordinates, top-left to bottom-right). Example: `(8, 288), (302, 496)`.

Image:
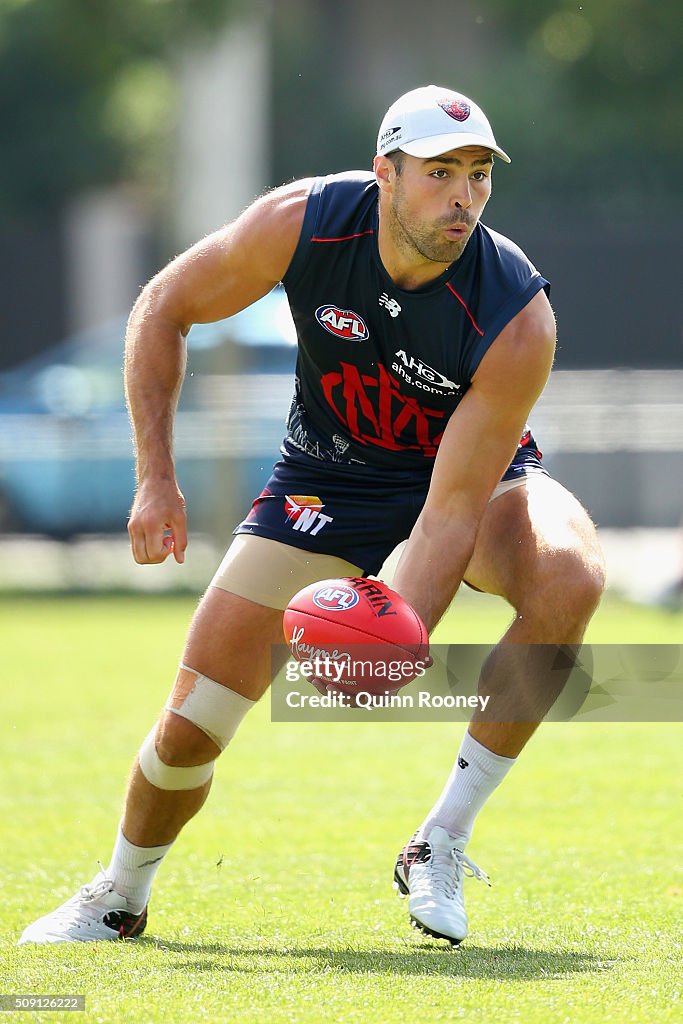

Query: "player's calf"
(18, 664), (257, 945)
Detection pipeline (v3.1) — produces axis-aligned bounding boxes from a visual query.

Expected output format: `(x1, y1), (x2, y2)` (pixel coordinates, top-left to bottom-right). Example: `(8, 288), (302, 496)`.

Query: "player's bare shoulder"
(140, 179), (315, 331)
(473, 290), (556, 404)
(256, 177), (314, 220)
(511, 288), (556, 346)
(238, 178), (314, 280)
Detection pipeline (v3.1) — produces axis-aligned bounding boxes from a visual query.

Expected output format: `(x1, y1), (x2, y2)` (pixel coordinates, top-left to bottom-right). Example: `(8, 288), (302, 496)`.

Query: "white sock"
(419, 731), (516, 849)
(104, 825), (173, 913)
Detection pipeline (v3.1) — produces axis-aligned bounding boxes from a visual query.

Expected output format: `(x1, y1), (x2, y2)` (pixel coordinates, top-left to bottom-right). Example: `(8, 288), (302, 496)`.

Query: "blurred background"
(0, 0), (681, 601)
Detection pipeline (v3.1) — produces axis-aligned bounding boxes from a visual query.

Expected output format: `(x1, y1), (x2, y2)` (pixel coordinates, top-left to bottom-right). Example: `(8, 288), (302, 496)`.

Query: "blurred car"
(0, 288), (297, 536)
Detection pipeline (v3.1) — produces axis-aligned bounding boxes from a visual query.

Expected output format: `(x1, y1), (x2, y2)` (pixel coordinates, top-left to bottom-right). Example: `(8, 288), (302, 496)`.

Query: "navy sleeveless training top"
(280, 171), (549, 477)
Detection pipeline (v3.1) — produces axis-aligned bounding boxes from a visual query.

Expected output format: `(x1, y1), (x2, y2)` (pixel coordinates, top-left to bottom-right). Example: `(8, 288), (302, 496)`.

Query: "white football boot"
(393, 825), (490, 946)
(18, 869), (147, 945)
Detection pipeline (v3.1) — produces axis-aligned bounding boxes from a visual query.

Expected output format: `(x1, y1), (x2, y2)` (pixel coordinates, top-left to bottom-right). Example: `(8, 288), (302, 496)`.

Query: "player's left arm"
(392, 289), (556, 630)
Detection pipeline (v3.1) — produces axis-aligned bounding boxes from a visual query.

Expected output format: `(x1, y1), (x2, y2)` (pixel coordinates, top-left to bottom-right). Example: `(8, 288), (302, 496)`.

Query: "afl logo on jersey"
(315, 305), (369, 341)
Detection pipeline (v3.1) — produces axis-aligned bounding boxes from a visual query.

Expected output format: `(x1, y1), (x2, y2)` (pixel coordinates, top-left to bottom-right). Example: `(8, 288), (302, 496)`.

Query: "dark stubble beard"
(389, 184), (477, 265)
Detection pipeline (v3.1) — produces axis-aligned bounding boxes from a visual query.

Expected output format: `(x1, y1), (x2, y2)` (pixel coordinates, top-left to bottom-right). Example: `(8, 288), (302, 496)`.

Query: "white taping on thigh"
(137, 727), (215, 792)
(165, 664), (256, 751)
(489, 475), (530, 502)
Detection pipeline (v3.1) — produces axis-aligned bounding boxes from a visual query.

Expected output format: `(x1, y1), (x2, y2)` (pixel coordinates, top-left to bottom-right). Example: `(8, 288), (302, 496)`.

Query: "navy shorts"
(235, 432), (545, 576)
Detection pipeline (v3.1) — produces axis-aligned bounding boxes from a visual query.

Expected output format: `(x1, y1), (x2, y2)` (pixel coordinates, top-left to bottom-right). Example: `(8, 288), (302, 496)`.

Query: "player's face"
(387, 147), (493, 265)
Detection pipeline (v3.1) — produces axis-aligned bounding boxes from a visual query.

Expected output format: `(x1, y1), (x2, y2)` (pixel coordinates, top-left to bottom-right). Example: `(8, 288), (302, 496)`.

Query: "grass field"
(1, 593), (681, 1024)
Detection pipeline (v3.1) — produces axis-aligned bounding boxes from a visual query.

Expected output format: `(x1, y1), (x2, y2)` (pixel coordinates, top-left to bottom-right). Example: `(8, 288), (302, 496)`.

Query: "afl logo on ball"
(312, 585), (360, 611)
(438, 98), (470, 122)
(315, 305), (369, 341)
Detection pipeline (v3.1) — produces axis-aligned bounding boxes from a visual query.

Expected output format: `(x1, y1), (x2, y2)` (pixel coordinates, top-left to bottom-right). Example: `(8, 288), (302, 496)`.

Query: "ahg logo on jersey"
(315, 305), (369, 341)
(392, 350), (460, 394)
(284, 495), (334, 536)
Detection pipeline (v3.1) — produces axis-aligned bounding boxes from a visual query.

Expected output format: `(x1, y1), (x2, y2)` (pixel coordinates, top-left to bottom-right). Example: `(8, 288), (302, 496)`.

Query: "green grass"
(1, 593), (681, 1024)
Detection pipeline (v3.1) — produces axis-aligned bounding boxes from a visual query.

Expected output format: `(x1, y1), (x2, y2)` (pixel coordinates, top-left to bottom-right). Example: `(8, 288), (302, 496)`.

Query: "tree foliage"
(2, 0), (681, 219)
(481, 0), (683, 212)
(0, 0), (234, 216)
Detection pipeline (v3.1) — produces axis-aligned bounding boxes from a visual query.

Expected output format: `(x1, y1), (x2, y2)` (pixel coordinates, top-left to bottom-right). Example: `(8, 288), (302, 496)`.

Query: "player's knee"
(137, 664), (256, 791)
(137, 721), (216, 791)
(569, 548), (606, 610)
(526, 546), (606, 625)
(581, 552), (607, 611)
(164, 663), (256, 748)
(154, 712), (220, 767)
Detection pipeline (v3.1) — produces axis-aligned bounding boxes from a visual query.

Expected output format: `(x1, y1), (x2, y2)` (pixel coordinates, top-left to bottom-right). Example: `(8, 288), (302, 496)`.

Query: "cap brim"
(399, 133), (511, 163)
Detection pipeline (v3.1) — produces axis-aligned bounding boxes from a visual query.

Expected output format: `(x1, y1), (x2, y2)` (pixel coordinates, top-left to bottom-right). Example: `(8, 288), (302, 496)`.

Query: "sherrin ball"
(283, 577), (429, 697)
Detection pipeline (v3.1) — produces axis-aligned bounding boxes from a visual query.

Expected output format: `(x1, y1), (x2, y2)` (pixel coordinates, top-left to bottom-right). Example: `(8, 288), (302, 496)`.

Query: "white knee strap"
(138, 727), (215, 791)
(165, 664), (256, 751)
(137, 665), (256, 791)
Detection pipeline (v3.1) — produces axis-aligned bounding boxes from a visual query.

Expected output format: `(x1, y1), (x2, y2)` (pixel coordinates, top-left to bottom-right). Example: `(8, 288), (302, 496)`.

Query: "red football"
(283, 577), (429, 697)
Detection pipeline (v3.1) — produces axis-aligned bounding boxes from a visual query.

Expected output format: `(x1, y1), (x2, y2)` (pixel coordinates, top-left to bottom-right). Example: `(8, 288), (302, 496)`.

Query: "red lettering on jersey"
(321, 362), (445, 456)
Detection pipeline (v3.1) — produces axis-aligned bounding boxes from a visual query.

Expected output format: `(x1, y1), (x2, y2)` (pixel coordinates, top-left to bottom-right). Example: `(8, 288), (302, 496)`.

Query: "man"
(20, 85), (605, 947)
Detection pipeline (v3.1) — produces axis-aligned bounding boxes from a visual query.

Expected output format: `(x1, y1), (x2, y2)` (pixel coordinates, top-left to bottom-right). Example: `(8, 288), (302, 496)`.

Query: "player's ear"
(374, 155), (395, 194)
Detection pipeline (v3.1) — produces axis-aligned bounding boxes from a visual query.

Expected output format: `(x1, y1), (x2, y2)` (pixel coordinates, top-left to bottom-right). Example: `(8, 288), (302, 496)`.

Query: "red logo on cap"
(439, 99), (470, 122)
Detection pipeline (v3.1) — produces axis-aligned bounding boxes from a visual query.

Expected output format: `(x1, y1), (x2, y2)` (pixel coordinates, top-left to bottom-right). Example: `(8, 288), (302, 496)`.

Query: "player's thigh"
(182, 588), (286, 701)
(182, 536), (362, 700)
(463, 473), (606, 609)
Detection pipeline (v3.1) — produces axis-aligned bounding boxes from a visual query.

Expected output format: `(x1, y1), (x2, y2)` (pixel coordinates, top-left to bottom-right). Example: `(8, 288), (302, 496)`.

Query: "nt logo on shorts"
(284, 495), (334, 536)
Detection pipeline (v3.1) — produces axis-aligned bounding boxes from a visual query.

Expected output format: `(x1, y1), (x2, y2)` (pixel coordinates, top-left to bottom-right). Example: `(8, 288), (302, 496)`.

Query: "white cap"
(376, 84), (511, 163)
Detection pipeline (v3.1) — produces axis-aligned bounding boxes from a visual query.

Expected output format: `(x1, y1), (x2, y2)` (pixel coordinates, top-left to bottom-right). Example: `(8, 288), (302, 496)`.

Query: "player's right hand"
(127, 479), (188, 565)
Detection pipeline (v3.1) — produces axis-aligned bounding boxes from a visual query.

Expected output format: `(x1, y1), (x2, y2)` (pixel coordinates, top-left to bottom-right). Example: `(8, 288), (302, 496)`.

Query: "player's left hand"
(127, 478), (188, 565)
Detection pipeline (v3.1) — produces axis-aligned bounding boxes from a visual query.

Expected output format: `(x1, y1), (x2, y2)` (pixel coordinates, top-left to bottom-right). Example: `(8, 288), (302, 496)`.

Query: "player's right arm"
(392, 290), (556, 629)
(124, 179), (312, 565)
